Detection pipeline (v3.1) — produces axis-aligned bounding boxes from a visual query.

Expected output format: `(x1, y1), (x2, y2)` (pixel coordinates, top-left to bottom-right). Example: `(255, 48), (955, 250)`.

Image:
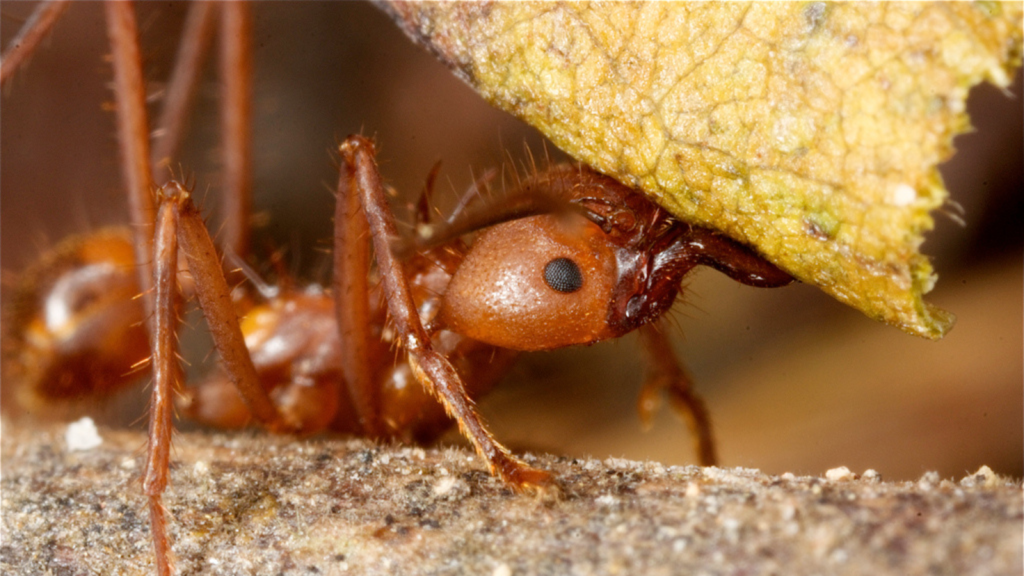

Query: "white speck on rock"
(492, 564), (512, 576)
(65, 417), (102, 451)
(646, 462), (666, 475)
(433, 476), (458, 496)
(917, 471), (941, 491)
(604, 457), (632, 470)
(825, 466), (855, 482)
(963, 465), (999, 488)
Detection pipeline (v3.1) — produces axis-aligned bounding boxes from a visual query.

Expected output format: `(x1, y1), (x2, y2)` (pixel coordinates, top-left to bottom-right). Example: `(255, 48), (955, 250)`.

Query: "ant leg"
(340, 135), (554, 490)
(218, 1), (253, 257)
(0, 0), (70, 87)
(145, 187), (186, 576)
(105, 1), (157, 326)
(157, 182), (293, 433)
(684, 228), (794, 288)
(151, 1), (218, 179)
(414, 160), (444, 226)
(638, 322), (718, 466)
(333, 140), (379, 437)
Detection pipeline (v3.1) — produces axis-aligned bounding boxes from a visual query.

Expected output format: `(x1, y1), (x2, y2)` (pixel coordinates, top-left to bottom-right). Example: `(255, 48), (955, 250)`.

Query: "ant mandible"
(2, 3), (793, 575)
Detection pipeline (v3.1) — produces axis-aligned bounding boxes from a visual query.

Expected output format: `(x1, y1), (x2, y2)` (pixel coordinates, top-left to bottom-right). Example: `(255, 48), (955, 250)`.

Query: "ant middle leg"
(156, 183), (293, 433)
(151, 1), (219, 181)
(337, 135), (554, 490)
(146, 184), (184, 576)
(147, 182), (297, 574)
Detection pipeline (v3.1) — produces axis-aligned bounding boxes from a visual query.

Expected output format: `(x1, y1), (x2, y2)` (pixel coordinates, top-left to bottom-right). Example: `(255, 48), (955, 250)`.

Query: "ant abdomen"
(3, 228), (149, 414)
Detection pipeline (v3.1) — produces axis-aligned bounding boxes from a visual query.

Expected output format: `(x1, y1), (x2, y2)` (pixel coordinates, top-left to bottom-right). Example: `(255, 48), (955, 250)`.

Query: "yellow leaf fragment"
(384, 2), (1022, 339)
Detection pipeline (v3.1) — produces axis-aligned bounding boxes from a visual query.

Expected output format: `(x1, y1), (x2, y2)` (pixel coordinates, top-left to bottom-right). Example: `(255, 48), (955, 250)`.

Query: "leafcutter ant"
(2, 3), (792, 574)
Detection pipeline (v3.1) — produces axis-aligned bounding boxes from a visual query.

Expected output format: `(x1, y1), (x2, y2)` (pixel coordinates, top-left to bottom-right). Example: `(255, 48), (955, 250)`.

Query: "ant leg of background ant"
(0, 0), (69, 88)
(638, 322), (718, 466)
(151, 1), (218, 180)
(219, 1), (253, 257)
(105, 1), (157, 324)
(338, 135), (554, 490)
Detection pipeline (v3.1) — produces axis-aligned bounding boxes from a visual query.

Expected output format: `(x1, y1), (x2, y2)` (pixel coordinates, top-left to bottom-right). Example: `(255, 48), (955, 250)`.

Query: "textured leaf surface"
(382, 2), (1023, 338)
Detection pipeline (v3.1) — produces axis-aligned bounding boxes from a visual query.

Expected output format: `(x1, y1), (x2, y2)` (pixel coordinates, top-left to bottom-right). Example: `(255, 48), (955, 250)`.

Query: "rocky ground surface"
(2, 420), (1021, 576)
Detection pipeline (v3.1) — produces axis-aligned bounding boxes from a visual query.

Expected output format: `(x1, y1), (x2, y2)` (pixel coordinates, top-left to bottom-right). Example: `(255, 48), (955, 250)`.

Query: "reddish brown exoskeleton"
(2, 3), (792, 575)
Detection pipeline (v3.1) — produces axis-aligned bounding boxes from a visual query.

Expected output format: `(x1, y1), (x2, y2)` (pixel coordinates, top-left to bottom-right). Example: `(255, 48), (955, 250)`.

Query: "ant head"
(438, 166), (686, 351)
(439, 211), (619, 350)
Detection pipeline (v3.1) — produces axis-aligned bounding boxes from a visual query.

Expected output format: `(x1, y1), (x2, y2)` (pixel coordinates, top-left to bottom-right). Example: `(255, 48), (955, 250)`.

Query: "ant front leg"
(336, 135), (554, 491)
(638, 225), (794, 467)
(638, 322), (717, 466)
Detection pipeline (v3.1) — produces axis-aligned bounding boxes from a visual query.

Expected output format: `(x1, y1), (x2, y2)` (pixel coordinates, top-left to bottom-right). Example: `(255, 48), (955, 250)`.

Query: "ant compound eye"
(543, 257), (583, 293)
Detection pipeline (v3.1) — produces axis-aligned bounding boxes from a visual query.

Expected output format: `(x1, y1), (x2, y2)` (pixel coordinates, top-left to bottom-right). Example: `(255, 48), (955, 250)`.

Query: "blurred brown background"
(2, 2), (1021, 481)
